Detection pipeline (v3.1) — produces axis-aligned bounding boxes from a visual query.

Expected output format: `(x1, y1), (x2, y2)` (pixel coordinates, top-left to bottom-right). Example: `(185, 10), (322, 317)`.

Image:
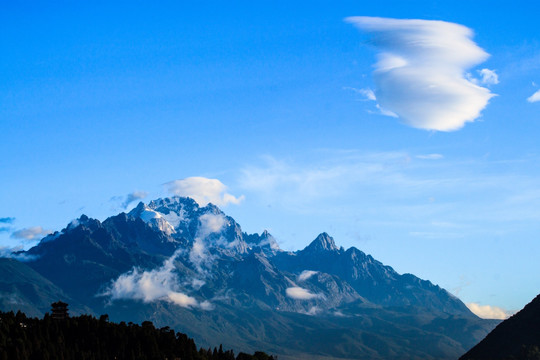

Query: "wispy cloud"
(165, 177), (244, 207)
(122, 191), (148, 209)
(103, 249), (212, 309)
(239, 151), (540, 234)
(0, 217), (15, 233)
(286, 286), (321, 300)
(298, 270), (318, 282)
(344, 87), (376, 101)
(303, 306), (322, 316)
(189, 213), (227, 273)
(477, 69), (499, 85)
(0, 246), (38, 262)
(467, 302), (511, 320)
(239, 152), (424, 206)
(110, 191), (148, 210)
(346, 16), (494, 131)
(416, 154), (444, 160)
(527, 89), (540, 103)
(11, 226), (52, 241)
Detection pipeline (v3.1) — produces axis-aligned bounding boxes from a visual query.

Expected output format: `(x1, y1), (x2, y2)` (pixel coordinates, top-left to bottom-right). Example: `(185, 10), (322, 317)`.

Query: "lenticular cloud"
(346, 16), (495, 131)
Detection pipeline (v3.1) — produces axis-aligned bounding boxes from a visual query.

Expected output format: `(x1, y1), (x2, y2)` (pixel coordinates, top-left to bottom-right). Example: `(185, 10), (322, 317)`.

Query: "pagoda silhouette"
(51, 301), (69, 320)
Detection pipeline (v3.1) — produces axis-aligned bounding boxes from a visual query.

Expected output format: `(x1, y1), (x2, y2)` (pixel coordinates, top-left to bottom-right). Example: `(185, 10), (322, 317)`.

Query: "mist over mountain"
(2, 196), (498, 359)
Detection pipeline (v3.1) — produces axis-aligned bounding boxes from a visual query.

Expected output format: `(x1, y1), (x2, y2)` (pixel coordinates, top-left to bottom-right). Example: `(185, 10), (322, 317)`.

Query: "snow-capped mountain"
(2, 196), (498, 359)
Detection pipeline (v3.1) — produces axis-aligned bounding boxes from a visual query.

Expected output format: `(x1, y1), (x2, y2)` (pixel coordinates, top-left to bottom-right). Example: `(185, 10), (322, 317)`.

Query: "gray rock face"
(3, 196), (497, 359)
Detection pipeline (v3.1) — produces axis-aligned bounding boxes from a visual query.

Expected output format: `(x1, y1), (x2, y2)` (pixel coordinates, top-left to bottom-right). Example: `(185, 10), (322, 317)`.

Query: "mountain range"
(1, 196), (499, 359)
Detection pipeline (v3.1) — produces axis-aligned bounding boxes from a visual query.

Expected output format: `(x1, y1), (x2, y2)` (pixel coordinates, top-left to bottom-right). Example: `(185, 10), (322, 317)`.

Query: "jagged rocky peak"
(128, 202), (176, 235)
(259, 230), (280, 251)
(62, 214), (102, 233)
(246, 230), (281, 256)
(147, 196), (200, 215)
(302, 232), (339, 253)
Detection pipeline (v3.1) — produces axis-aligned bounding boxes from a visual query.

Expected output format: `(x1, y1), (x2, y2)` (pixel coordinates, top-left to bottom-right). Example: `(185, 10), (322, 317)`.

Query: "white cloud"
(166, 292), (198, 307)
(346, 16), (494, 131)
(374, 103), (398, 117)
(190, 278), (206, 290)
(298, 270), (318, 282)
(189, 213), (227, 273)
(416, 154), (444, 160)
(344, 87), (377, 101)
(527, 89), (540, 103)
(198, 213), (227, 238)
(11, 226), (52, 241)
(199, 300), (215, 310)
(165, 177), (244, 207)
(0, 246), (38, 262)
(103, 249), (211, 310)
(122, 191), (148, 209)
(286, 286), (321, 300)
(466, 302), (510, 320)
(477, 68), (499, 85)
(306, 306), (322, 315)
(239, 152), (415, 205)
(239, 151), (540, 237)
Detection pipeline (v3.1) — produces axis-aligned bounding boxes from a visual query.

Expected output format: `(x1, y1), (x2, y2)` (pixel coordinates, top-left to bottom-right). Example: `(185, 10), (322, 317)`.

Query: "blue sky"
(1, 1), (539, 318)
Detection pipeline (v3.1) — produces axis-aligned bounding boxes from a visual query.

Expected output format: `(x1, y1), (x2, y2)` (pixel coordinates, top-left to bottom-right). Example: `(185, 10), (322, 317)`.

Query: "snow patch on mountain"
(129, 203), (176, 235)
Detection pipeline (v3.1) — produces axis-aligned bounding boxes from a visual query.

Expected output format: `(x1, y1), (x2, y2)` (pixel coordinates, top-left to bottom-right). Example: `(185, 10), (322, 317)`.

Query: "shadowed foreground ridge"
(460, 293), (540, 360)
(0, 309), (275, 360)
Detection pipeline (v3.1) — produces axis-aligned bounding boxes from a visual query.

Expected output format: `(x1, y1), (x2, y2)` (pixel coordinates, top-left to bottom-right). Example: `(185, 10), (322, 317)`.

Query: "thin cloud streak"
(239, 152), (540, 231)
(346, 16), (495, 131)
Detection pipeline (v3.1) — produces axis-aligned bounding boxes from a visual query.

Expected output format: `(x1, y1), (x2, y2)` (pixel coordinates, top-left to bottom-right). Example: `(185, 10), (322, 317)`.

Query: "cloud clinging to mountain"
(165, 177), (244, 206)
(466, 302), (510, 320)
(189, 213), (227, 273)
(286, 286), (321, 300)
(298, 270), (318, 282)
(103, 249), (211, 309)
(346, 16), (495, 131)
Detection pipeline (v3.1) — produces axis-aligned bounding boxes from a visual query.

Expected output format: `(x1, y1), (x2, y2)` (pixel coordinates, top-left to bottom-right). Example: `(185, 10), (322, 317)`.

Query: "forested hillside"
(0, 310), (275, 360)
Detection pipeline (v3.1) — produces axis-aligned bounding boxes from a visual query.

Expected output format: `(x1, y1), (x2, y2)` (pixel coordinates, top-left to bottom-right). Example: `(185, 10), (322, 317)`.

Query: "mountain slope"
(460, 293), (540, 360)
(2, 196), (498, 359)
(0, 258), (90, 317)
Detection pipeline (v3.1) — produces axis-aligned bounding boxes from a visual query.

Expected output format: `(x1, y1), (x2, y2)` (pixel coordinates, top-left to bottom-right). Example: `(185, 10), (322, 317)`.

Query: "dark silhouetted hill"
(460, 293), (540, 360)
